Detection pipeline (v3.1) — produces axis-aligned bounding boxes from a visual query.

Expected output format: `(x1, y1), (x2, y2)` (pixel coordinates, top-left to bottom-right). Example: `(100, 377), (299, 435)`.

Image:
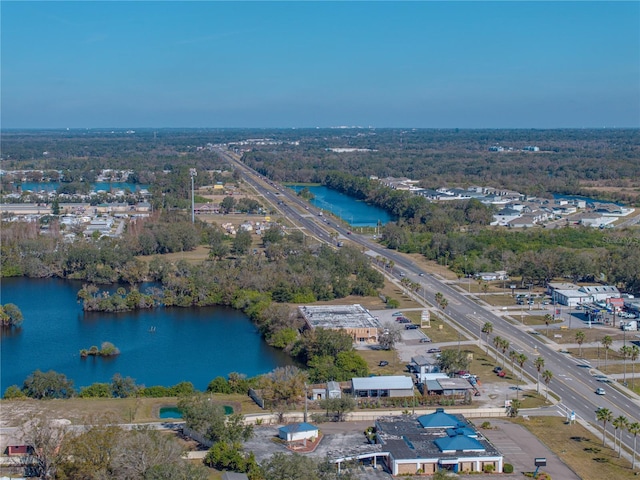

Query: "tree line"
(241, 128), (640, 204)
(380, 224), (640, 291)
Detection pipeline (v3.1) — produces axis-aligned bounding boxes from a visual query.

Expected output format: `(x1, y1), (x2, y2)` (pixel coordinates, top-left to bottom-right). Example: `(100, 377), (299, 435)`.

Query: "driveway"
(475, 418), (580, 480)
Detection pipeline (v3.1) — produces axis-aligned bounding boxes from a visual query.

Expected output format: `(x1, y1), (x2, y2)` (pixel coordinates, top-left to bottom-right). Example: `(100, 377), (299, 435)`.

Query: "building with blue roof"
(373, 410), (503, 476)
(417, 408), (464, 429)
(434, 432), (486, 453)
(278, 422), (319, 443)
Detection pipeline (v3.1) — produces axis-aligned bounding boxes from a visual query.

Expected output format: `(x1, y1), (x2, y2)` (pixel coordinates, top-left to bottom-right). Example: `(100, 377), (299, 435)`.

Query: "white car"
(595, 388), (606, 395)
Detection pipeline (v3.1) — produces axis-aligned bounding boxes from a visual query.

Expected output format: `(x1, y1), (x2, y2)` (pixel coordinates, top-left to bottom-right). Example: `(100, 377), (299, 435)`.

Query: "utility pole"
(189, 168), (197, 223)
(304, 383), (308, 422)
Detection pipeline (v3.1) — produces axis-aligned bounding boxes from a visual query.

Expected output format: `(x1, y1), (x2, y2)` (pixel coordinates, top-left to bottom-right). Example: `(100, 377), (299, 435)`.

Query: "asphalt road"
(216, 148), (640, 458)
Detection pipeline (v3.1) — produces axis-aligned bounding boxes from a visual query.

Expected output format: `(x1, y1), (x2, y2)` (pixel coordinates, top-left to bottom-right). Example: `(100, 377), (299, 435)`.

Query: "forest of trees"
(241, 128), (640, 204)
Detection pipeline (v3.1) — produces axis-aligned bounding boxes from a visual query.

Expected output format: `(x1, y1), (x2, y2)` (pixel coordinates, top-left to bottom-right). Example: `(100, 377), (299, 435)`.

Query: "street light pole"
(189, 168), (197, 223)
(465, 255), (470, 293)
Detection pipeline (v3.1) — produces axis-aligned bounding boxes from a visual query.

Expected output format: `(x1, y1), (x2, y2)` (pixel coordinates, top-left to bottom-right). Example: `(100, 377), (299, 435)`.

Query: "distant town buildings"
(377, 177), (634, 229)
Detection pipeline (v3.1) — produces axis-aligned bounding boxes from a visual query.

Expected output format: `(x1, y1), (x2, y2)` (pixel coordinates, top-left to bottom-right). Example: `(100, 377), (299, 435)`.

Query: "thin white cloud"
(175, 29), (256, 46)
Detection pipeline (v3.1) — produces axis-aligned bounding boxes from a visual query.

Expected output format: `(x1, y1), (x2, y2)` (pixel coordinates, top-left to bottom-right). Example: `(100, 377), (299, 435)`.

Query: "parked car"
(493, 366), (503, 373)
(497, 371), (506, 377)
(419, 337), (432, 343)
(405, 324), (419, 330)
(595, 387), (606, 395)
(392, 312), (403, 316)
(428, 348), (442, 353)
(379, 361), (389, 367)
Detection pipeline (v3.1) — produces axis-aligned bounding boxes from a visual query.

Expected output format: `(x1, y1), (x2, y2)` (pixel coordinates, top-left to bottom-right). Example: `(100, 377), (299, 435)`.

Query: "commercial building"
(351, 376), (414, 398)
(374, 409), (504, 475)
(298, 304), (382, 344)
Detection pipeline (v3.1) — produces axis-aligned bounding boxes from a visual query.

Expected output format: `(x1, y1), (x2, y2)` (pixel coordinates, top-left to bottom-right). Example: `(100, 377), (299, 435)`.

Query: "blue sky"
(2, 1), (639, 128)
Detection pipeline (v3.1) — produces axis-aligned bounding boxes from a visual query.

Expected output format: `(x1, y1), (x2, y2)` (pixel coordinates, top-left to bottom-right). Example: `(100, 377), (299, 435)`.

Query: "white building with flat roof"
(299, 304), (382, 343)
(352, 376), (414, 398)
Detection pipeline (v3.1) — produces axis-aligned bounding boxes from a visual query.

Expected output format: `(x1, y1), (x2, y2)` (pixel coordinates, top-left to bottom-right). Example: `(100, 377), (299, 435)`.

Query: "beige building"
(298, 304), (382, 343)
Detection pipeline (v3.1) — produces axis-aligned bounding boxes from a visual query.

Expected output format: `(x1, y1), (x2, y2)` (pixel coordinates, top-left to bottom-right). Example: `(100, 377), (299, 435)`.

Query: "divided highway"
(217, 148), (639, 456)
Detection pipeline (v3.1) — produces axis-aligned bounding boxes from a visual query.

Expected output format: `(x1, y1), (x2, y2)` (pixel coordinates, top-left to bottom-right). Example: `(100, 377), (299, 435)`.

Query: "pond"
(0, 277), (294, 392)
(287, 184), (394, 227)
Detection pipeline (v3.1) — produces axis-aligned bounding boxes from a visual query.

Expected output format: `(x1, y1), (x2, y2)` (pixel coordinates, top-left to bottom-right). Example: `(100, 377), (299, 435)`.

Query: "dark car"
(493, 366), (503, 374)
(405, 324), (419, 330)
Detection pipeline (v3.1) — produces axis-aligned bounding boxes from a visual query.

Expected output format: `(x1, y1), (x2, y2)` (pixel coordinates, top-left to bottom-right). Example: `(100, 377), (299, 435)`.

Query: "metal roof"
(278, 422), (318, 433)
(418, 409), (465, 429)
(299, 304), (382, 330)
(435, 433), (486, 453)
(352, 376), (414, 390)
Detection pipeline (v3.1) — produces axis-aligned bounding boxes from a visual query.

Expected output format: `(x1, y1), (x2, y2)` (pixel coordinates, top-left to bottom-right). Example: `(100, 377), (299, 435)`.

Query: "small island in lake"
(80, 341), (120, 358)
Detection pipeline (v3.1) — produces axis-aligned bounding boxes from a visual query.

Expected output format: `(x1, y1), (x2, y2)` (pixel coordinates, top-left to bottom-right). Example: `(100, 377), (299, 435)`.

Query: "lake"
(287, 185), (394, 227)
(0, 278), (293, 392)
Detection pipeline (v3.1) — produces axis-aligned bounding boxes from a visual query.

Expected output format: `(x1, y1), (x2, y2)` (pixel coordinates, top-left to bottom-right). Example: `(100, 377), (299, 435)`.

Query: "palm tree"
(544, 313), (553, 337)
(628, 421), (640, 470)
(514, 353), (527, 400)
(435, 292), (444, 308)
(509, 350), (518, 377)
(534, 357), (545, 395)
(613, 415), (629, 457)
(433, 292), (449, 310)
(500, 339), (510, 368)
(499, 338), (510, 368)
(601, 336), (613, 372)
(620, 345), (631, 385)
(596, 407), (613, 447)
(482, 322), (493, 354)
(542, 369), (553, 401)
(630, 345), (640, 390)
(575, 330), (586, 358)
(493, 336), (503, 365)
(517, 353), (528, 382)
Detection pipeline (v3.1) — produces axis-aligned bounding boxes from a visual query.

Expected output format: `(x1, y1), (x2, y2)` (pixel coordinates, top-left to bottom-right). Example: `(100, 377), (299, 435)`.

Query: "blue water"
(159, 407), (183, 418)
(12, 182), (148, 193)
(0, 278), (292, 392)
(287, 185), (393, 227)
